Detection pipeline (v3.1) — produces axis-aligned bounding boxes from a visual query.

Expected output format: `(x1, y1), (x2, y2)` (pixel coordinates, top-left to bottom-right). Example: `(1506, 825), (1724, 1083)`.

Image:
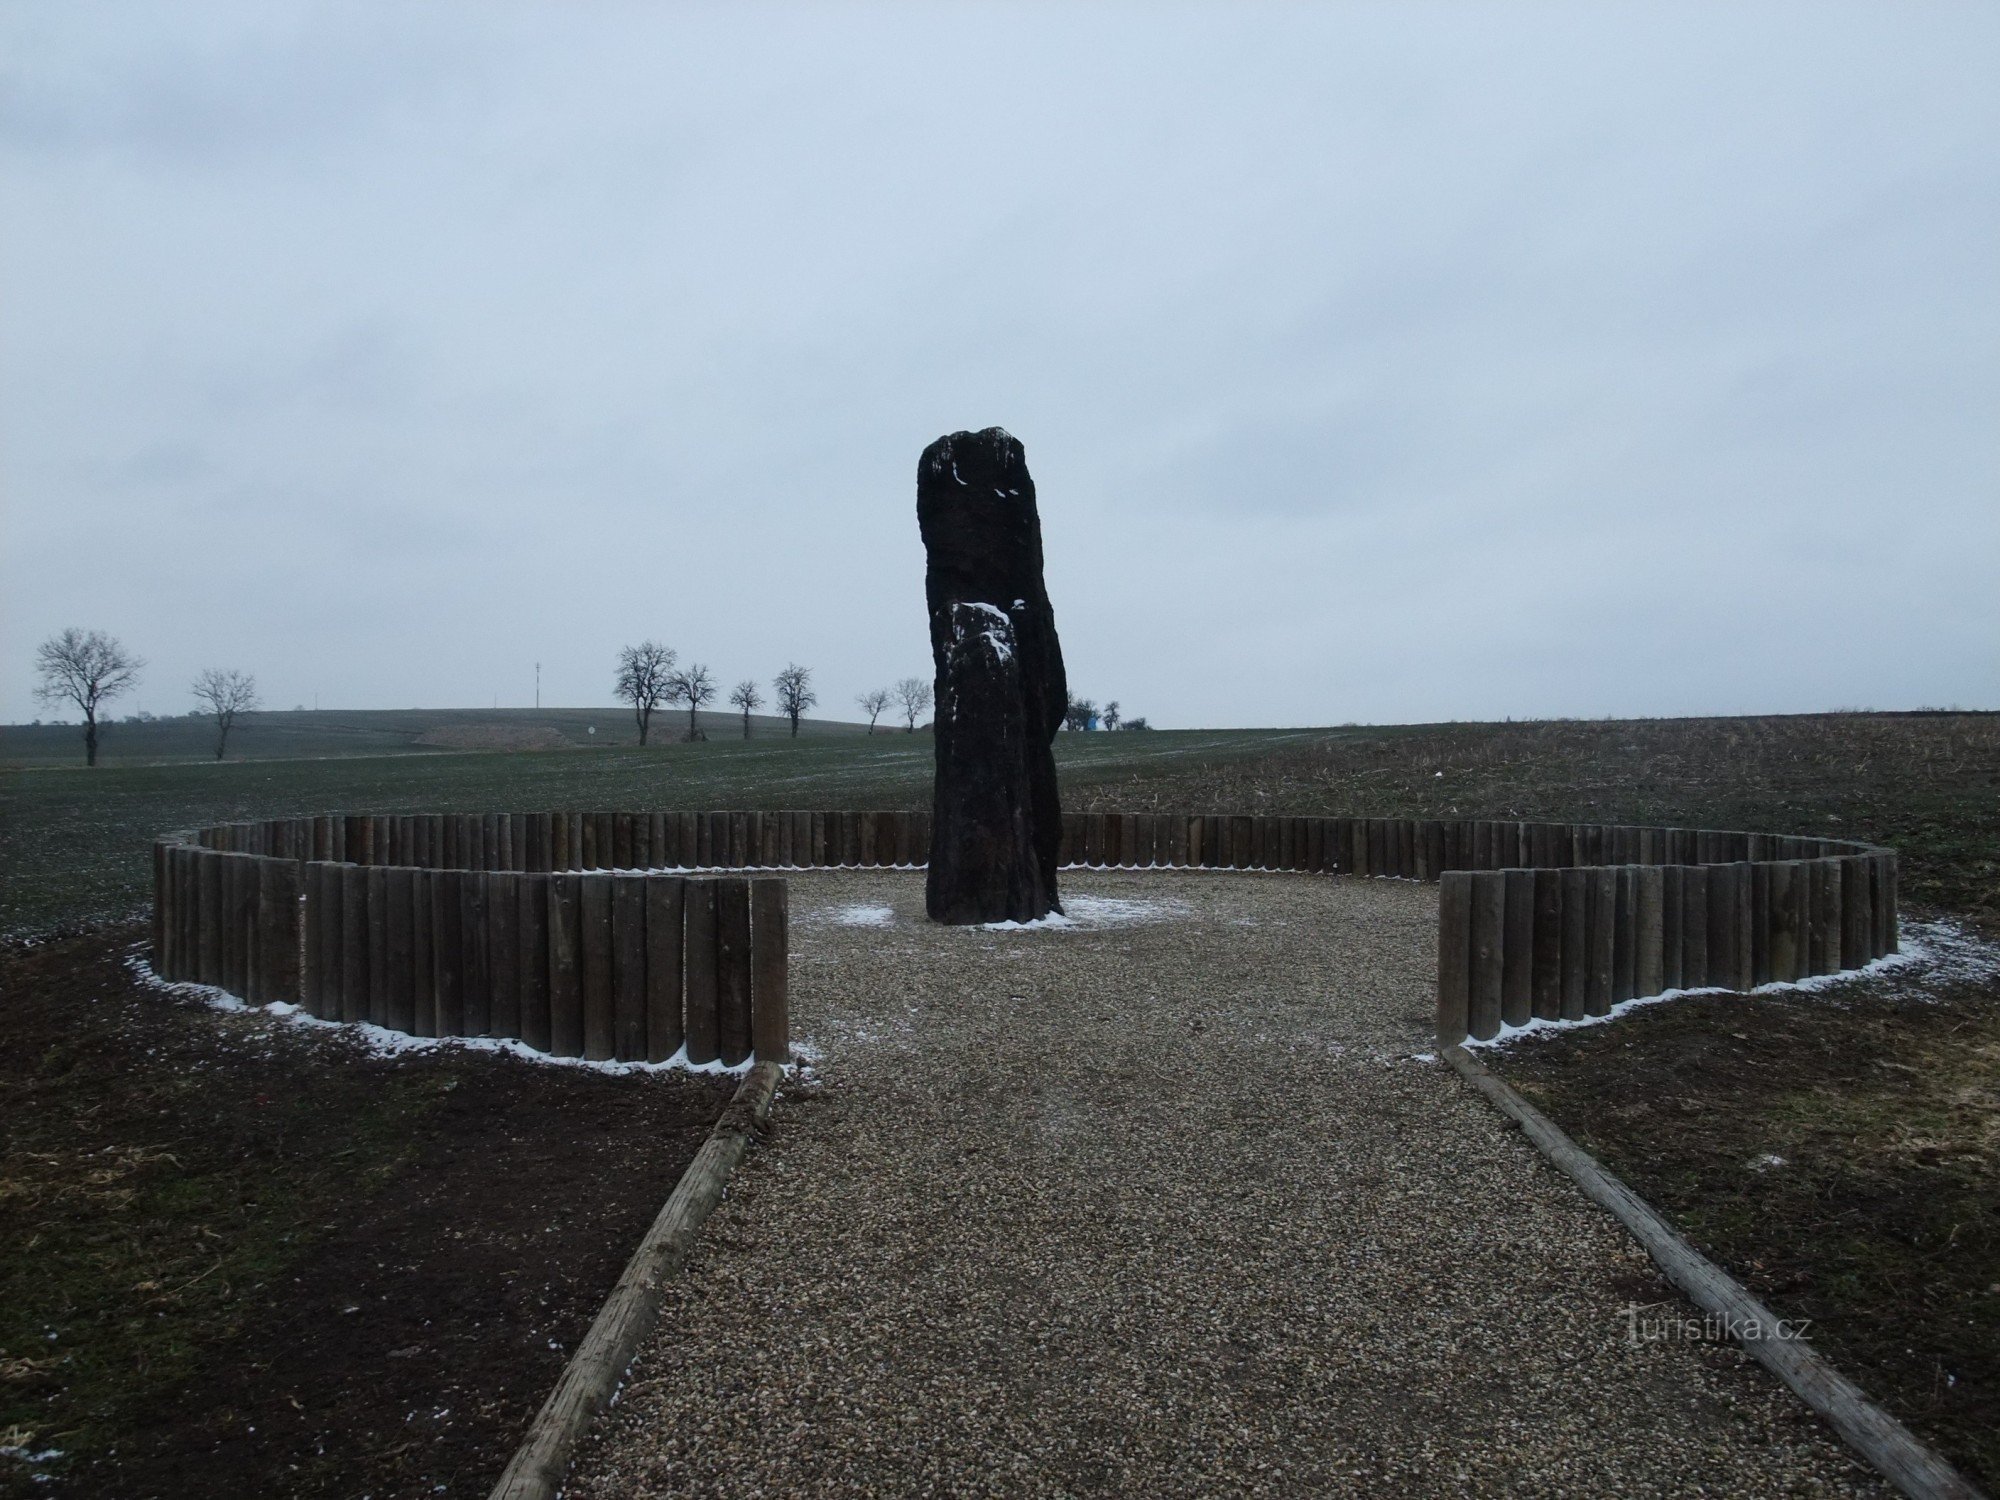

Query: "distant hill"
(0, 705), (880, 767)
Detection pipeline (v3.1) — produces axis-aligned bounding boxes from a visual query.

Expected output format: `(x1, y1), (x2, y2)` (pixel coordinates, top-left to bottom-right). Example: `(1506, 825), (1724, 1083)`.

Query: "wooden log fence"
(155, 810), (1899, 1058)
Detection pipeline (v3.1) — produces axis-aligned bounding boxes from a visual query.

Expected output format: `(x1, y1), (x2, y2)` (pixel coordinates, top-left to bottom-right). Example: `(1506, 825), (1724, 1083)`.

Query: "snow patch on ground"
(122, 951), (760, 1077)
(980, 894), (1193, 932)
(831, 904), (896, 928)
(1462, 918), (1998, 1051)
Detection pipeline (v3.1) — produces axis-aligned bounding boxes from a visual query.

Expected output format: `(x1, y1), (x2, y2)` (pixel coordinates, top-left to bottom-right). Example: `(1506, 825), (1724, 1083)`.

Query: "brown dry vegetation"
(1068, 712), (2000, 934)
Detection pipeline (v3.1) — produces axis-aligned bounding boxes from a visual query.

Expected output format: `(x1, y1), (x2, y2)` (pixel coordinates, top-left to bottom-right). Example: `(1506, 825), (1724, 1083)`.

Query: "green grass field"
(0, 724), (1321, 937)
(0, 704), (874, 768)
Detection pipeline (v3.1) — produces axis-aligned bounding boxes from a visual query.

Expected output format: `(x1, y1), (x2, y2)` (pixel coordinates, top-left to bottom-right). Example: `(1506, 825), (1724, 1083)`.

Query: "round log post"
(1660, 866), (1684, 991)
(487, 872), (521, 1038)
(460, 868), (490, 1034)
(580, 875), (615, 1060)
(1840, 854), (1872, 970)
(683, 879), (720, 1065)
(1559, 867), (1589, 1020)
(1611, 867), (1637, 1005)
(518, 874), (551, 1051)
(340, 863), (370, 1024)
(716, 878), (753, 1066)
(752, 878), (790, 1064)
(1469, 872), (1505, 1041)
(1436, 872), (1473, 1045)
(1586, 867), (1616, 1017)
(433, 869), (466, 1037)
(1681, 866), (1709, 988)
(412, 870), (436, 1037)
(645, 876), (686, 1062)
(1501, 868), (1535, 1027)
(1634, 865), (1665, 999)
(612, 875), (649, 1061)
(547, 874), (583, 1056)
(1530, 868), (1563, 1021)
(384, 866), (416, 1032)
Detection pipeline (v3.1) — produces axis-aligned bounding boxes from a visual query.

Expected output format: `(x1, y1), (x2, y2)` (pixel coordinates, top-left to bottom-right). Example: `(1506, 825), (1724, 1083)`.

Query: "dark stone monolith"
(919, 427), (1067, 925)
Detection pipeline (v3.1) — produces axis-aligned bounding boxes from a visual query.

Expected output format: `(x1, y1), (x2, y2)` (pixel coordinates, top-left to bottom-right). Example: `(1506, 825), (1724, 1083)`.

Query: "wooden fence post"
(1559, 868), (1589, 1020)
(1502, 869), (1535, 1028)
(580, 875), (615, 1060)
(1530, 868), (1562, 1021)
(1841, 855), (1872, 970)
(1611, 867), (1637, 1005)
(433, 870), (466, 1037)
(1635, 865), (1664, 999)
(461, 868), (490, 1034)
(646, 876), (686, 1063)
(340, 863), (370, 1024)
(365, 865), (390, 1027)
(1660, 866), (1684, 991)
(752, 879), (790, 1064)
(683, 879), (719, 1065)
(488, 872), (521, 1038)
(1586, 867), (1616, 1017)
(613, 875), (649, 1061)
(518, 875), (551, 1051)
(1436, 872), (1473, 1045)
(1469, 873), (1505, 1041)
(385, 866), (416, 1033)
(412, 870), (436, 1036)
(547, 874), (583, 1056)
(716, 879), (753, 1066)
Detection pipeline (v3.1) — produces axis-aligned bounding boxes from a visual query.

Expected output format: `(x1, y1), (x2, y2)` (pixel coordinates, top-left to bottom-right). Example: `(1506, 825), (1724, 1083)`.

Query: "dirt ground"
(0, 923), (733, 1500)
(1492, 918), (2000, 1490)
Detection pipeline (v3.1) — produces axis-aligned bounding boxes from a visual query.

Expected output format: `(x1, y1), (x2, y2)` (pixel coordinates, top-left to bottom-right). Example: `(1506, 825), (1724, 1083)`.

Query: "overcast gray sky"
(4, 2), (1995, 728)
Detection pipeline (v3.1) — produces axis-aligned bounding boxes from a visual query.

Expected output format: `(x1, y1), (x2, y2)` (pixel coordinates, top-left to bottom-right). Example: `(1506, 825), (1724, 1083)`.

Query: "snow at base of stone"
(122, 951), (762, 1077)
(829, 904), (895, 927)
(979, 894), (1193, 932)
(1461, 918), (1998, 1051)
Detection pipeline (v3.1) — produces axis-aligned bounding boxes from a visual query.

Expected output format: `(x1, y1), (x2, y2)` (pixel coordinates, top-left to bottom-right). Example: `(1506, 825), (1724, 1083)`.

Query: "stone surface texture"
(918, 427), (1067, 924)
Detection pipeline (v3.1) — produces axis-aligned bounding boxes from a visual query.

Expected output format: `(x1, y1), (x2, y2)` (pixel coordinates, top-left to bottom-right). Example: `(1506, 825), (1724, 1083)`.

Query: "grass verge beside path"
(1492, 955), (2000, 1491)
(0, 925), (733, 1500)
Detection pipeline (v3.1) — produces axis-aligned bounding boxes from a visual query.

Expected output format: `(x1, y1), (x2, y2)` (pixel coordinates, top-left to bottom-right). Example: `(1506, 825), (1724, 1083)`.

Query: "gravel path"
(567, 870), (1883, 1498)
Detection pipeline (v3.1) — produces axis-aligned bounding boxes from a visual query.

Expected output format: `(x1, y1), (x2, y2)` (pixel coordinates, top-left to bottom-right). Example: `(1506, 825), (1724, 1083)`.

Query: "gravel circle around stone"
(565, 869), (1885, 1498)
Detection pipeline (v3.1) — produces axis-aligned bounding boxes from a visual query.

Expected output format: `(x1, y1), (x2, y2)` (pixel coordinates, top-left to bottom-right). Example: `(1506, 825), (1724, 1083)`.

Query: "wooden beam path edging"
(1441, 1044), (1986, 1500)
(488, 1058), (784, 1500)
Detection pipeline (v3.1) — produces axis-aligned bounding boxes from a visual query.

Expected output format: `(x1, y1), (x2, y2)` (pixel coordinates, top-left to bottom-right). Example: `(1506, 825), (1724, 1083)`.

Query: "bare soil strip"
(0, 925), (732, 1500)
(569, 870), (1885, 1497)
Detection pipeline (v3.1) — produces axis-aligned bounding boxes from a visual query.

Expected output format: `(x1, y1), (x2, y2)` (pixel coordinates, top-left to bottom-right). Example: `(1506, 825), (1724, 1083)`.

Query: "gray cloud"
(3, 2), (1995, 728)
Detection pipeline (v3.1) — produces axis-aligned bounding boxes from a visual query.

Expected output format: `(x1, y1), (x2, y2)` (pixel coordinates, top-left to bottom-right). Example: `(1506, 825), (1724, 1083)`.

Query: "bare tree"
(729, 679), (763, 738)
(34, 627), (143, 766)
(893, 676), (933, 732)
(191, 668), (261, 760)
(1102, 700), (1121, 731)
(856, 687), (891, 734)
(772, 663), (816, 738)
(614, 640), (678, 746)
(1062, 693), (1098, 732)
(668, 661), (717, 741)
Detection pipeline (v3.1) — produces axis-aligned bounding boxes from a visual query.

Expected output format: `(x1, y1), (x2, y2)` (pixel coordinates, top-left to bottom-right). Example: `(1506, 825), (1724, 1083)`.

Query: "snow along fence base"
(149, 809), (1899, 1059)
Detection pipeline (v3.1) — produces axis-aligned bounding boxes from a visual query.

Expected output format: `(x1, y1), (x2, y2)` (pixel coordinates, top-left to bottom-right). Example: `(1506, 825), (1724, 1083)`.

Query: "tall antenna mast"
(535, 662), (541, 711)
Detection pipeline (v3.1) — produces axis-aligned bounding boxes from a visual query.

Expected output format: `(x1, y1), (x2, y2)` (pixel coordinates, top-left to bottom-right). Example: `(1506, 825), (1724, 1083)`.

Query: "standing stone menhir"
(918, 427), (1068, 925)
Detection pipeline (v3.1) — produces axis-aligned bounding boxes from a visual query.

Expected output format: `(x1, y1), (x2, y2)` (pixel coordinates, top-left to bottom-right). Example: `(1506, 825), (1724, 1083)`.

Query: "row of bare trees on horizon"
(615, 646), (936, 744)
(25, 625), (1141, 767)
